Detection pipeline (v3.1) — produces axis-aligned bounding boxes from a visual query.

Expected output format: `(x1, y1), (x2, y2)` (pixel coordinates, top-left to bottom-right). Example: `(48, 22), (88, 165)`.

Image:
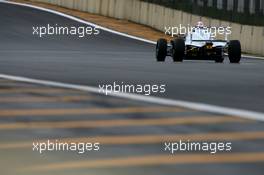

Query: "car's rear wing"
(209, 26), (231, 41)
(190, 26), (231, 43)
(191, 40), (228, 43)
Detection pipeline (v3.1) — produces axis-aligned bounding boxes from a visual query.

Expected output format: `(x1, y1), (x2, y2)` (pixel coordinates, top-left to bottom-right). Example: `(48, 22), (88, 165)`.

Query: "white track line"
(1, 0), (156, 44)
(1, 1), (264, 121)
(242, 54), (264, 60)
(0, 74), (264, 121)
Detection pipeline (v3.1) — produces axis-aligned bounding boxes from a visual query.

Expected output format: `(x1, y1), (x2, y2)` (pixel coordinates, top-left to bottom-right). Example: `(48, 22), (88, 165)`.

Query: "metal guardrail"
(141, 0), (264, 26)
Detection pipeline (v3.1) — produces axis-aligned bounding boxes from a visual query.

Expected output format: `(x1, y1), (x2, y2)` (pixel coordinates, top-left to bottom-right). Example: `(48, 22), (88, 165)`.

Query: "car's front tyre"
(171, 39), (185, 62)
(156, 38), (167, 62)
(228, 40), (241, 63)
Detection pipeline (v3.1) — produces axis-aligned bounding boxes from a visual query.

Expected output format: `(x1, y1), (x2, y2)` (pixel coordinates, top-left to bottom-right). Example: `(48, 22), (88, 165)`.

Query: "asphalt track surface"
(0, 2), (264, 175)
(1, 2), (264, 113)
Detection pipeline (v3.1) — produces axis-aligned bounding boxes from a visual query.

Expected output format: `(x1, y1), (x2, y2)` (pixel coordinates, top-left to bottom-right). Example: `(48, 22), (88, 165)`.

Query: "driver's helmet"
(196, 21), (205, 28)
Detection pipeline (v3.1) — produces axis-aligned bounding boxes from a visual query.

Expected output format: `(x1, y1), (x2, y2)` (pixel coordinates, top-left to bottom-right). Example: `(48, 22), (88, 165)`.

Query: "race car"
(156, 22), (241, 63)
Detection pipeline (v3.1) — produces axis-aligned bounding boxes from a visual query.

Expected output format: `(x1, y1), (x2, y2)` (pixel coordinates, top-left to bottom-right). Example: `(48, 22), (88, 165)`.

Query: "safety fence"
(142, 0), (264, 26)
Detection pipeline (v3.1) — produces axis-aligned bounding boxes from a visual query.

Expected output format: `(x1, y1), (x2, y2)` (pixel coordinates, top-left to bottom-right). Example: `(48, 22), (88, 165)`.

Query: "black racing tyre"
(156, 38), (167, 62)
(228, 40), (241, 63)
(171, 39), (185, 62)
(214, 47), (224, 63)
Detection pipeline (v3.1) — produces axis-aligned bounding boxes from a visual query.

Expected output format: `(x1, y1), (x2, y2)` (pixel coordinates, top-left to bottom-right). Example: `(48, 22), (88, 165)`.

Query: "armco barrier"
(29, 0), (264, 56)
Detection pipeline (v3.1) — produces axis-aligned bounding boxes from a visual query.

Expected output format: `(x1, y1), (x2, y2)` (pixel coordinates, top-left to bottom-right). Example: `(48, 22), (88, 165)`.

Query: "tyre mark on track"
(0, 116), (249, 130)
(25, 152), (264, 171)
(1, 131), (264, 149)
(0, 88), (84, 94)
(0, 107), (184, 117)
(0, 96), (93, 103)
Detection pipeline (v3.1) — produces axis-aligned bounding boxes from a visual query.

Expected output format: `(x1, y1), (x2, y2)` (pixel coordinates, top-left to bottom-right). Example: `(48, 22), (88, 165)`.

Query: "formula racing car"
(156, 22), (241, 63)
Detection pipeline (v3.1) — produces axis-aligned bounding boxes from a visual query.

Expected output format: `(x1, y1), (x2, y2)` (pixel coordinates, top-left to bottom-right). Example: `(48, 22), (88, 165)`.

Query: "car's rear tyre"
(171, 39), (185, 62)
(214, 47), (224, 63)
(156, 38), (167, 62)
(228, 40), (241, 63)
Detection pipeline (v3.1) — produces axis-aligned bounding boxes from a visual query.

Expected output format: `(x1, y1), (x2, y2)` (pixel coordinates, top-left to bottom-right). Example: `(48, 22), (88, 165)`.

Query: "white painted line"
(242, 54), (264, 60)
(1, 0), (156, 44)
(224, 53), (264, 59)
(0, 74), (264, 121)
